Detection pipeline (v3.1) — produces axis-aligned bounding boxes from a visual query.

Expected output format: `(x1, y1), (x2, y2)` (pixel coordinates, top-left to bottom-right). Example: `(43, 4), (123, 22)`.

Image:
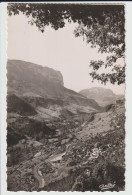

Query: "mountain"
(79, 87), (118, 106)
(7, 60), (101, 112)
(116, 94), (125, 101)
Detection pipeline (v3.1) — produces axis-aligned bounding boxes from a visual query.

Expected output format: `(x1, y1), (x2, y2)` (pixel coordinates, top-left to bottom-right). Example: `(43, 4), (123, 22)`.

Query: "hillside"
(7, 94), (37, 116)
(7, 101), (125, 191)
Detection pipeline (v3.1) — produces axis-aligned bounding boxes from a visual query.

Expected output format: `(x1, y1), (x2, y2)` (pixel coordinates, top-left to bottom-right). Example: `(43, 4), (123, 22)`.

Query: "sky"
(7, 13), (125, 95)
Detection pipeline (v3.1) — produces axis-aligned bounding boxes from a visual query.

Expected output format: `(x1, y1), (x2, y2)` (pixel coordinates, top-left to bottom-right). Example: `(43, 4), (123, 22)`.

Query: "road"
(33, 163), (45, 189)
(33, 145), (70, 189)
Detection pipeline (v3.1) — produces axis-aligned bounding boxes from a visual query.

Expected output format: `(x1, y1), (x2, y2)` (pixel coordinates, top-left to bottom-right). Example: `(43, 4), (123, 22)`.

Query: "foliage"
(7, 3), (125, 84)
(74, 5), (125, 85)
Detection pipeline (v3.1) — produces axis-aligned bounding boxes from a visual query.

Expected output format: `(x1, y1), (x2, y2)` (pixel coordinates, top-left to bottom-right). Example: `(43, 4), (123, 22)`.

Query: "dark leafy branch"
(90, 66), (125, 85)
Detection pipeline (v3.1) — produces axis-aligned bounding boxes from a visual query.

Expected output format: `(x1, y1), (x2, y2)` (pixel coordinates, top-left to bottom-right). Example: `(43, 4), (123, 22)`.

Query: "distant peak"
(79, 87), (116, 107)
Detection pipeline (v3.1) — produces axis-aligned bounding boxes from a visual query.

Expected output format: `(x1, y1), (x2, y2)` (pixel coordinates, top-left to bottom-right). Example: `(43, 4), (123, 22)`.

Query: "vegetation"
(7, 102), (125, 191)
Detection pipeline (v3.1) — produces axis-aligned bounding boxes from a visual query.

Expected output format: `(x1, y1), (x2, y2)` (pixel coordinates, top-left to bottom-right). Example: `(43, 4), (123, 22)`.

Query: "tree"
(7, 3), (125, 85)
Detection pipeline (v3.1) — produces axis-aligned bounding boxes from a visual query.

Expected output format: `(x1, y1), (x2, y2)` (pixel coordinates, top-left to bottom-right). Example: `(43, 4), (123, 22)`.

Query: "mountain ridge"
(79, 87), (124, 106)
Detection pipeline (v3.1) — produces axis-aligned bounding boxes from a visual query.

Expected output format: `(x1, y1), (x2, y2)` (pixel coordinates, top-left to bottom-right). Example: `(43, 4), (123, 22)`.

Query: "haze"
(7, 13), (125, 95)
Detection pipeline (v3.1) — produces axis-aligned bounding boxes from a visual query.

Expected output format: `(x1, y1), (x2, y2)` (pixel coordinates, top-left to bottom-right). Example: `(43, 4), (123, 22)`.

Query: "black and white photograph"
(5, 2), (126, 192)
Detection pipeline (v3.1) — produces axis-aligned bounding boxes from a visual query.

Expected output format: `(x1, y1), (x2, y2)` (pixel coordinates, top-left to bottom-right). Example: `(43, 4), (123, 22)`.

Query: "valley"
(6, 60), (125, 191)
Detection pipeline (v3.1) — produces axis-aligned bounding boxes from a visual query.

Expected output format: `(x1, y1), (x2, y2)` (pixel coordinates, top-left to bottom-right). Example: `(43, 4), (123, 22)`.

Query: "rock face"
(7, 59), (64, 98)
(79, 87), (117, 106)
